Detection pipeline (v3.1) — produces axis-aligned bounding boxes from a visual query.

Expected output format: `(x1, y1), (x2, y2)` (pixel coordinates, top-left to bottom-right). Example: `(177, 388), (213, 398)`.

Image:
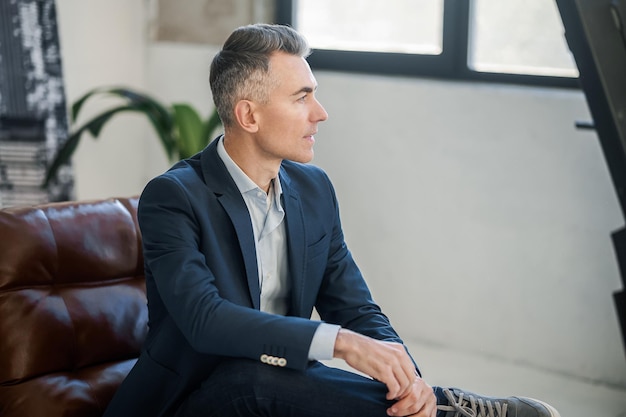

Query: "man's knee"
(176, 359), (263, 416)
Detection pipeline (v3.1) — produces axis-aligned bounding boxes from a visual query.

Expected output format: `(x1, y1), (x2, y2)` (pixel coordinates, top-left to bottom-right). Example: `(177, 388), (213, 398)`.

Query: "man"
(104, 23), (560, 417)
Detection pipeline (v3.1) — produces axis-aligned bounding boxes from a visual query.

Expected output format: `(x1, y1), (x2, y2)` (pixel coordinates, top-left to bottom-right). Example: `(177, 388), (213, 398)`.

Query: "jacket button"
(277, 358), (287, 367)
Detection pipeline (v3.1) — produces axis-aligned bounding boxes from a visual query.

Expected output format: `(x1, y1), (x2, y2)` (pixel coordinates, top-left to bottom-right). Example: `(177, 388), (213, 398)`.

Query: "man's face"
(252, 51), (328, 164)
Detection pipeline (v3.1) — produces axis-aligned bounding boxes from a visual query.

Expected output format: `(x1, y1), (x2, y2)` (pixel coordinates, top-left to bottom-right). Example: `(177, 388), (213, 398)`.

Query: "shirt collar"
(217, 136), (283, 198)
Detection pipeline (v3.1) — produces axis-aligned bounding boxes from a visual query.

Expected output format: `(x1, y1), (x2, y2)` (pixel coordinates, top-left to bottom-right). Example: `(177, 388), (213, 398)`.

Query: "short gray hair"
(209, 24), (311, 128)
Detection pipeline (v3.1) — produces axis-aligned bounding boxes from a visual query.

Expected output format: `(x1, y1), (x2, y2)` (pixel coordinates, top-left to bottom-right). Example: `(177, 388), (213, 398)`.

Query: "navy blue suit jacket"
(103, 138), (412, 417)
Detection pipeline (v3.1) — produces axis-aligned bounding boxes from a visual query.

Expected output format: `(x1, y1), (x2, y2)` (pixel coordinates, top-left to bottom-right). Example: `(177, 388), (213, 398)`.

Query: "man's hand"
(386, 377), (437, 417)
(333, 329), (436, 416)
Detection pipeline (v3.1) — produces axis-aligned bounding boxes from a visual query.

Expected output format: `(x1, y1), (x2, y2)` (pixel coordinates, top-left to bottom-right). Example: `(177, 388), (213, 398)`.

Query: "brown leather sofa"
(0, 197), (147, 417)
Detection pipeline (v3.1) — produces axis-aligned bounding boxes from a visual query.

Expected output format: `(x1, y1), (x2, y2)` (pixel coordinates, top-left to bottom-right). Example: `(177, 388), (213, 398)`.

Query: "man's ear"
(233, 100), (259, 133)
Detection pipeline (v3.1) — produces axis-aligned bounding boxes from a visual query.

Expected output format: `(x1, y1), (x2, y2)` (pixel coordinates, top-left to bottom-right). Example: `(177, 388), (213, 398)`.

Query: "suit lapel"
(200, 139), (260, 310)
(280, 170), (307, 317)
(218, 194), (261, 310)
(198, 140), (310, 315)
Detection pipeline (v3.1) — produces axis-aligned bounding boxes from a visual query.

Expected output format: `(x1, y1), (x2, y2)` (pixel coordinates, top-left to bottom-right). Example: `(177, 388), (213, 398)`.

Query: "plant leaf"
(202, 108), (222, 147)
(71, 86), (110, 122)
(82, 104), (142, 137)
(71, 86), (176, 155)
(44, 87), (221, 188)
(112, 88), (177, 159)
(43, 103), (176, 187)
(43, 104), (144, 187)
(142, 108), (177, 160)
(42, 124), (89, 188)
(172, 103), (204, 159)
(105, 87), (175, 134)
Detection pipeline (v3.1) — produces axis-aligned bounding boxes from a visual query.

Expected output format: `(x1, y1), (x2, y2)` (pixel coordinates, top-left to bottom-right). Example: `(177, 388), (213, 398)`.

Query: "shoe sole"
(518, 397), (561, 417)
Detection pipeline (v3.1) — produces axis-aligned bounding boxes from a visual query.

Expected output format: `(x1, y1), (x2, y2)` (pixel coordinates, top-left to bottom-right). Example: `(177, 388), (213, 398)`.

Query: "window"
(276, 0), (579, 88)
(469, 0), (578, 77)
(296, 0), (444, 55)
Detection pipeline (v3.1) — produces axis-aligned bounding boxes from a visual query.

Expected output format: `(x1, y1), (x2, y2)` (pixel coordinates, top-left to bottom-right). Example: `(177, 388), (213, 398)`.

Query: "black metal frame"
(275, 0), (579, 89)
(556, 0), (626, 359)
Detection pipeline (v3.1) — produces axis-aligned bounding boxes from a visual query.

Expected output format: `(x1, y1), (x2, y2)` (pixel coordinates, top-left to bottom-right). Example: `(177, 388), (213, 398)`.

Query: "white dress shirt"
(217, 137), (339, 360)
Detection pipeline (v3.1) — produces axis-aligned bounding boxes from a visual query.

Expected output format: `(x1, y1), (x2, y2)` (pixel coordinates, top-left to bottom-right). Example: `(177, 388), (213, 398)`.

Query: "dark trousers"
(175, 359), (448, 417)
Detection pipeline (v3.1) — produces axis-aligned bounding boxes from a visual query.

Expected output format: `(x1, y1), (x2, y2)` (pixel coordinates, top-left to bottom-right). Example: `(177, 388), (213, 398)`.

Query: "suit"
(103, 138), (412, 417)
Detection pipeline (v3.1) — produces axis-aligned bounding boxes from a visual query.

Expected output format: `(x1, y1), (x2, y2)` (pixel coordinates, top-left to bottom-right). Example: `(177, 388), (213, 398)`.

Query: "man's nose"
(313, 98), (329, 122)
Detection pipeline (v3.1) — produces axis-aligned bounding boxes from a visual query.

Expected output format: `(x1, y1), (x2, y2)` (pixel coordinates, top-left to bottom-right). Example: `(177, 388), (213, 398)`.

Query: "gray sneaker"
(437, 388), (560, 417)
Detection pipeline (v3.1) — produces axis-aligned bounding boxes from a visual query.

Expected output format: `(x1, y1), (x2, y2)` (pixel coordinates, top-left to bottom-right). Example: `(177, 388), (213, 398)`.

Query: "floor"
(323, 338), (626, 417)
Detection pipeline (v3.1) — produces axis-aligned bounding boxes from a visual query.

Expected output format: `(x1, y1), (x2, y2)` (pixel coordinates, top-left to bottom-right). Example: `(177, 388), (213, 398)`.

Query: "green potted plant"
(43, 86), (222, 187)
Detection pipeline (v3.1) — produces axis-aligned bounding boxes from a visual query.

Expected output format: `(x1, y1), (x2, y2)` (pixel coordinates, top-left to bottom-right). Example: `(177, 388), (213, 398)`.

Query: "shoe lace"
(437, 388), (508, 417)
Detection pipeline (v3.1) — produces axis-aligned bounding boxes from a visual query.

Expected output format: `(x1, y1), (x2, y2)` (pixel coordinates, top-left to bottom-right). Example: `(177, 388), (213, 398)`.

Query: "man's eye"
(298, 95), (307, 102)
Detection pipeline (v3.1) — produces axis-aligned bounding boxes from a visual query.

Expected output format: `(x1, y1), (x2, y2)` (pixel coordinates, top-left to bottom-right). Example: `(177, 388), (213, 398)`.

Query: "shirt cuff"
(307, 323), (341, 360)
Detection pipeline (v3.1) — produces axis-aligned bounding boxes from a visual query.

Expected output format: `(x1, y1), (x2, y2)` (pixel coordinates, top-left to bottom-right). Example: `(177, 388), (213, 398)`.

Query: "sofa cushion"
(0, 360), (135, 417)
(0, 197), (147, 417)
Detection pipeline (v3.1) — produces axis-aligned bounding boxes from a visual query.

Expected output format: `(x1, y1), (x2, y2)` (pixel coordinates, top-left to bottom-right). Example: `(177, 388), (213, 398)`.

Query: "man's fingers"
(368, 344), (416, 400)
(333, 329), (419, 400)
(379, 363), (405, 400)
(387, 378), (436, 417)
(384, 359), (417, 400)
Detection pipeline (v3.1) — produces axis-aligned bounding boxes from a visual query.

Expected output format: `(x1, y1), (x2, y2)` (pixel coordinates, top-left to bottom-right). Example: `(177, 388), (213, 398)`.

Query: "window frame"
(275, 0), (579, 89)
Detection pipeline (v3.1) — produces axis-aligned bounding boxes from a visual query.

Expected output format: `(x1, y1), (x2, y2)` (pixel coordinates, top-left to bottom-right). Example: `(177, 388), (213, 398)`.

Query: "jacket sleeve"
(138, 174), (320, 371)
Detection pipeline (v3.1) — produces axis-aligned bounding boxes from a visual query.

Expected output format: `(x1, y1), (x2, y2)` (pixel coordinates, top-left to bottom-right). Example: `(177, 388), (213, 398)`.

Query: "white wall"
(56, 0), (626, 390)
(311, 72), (626, 388)
(56, 0), (150, 199)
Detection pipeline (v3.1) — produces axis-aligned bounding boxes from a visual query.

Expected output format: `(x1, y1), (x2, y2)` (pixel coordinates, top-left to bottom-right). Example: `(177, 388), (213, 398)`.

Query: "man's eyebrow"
(291, 85), (318, 96)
